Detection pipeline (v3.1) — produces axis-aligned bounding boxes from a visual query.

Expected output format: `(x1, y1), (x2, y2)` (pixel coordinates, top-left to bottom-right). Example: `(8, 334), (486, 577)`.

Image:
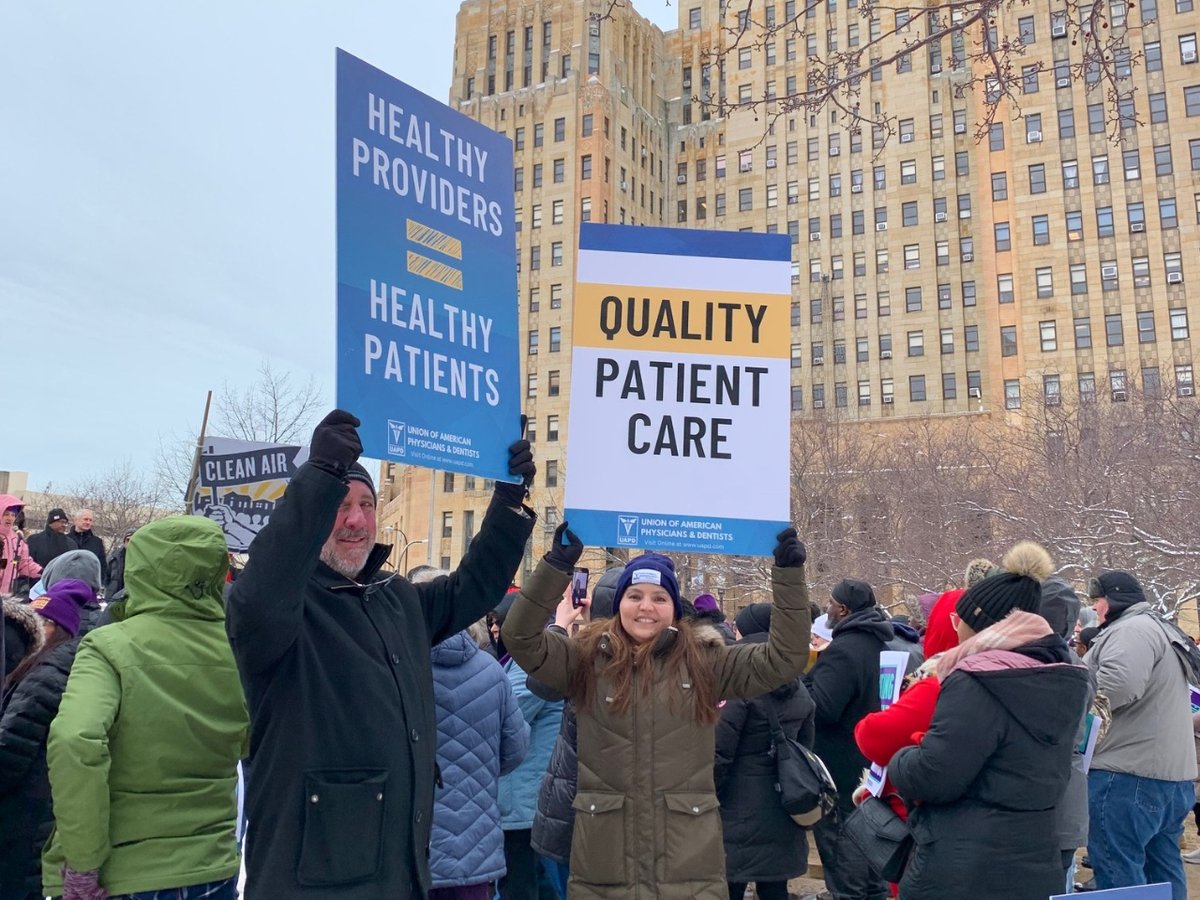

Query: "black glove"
(492, 438), (536, 507)
(309, 409), (363, 477)
(544, 522), (584, 573)
(773, 527), (807, 568)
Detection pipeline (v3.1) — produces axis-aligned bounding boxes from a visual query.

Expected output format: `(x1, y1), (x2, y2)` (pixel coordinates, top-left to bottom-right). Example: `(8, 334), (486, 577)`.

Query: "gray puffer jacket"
(1088, 602), (1197, 782)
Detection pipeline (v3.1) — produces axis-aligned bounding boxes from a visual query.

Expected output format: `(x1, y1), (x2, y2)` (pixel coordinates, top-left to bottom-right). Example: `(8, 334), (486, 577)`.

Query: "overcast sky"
(1, 1), (677, 493)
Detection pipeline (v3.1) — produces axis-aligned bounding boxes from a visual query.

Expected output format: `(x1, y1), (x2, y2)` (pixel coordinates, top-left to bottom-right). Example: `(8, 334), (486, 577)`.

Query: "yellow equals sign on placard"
(406, 219), (463, 260)
(407, 251), (464, 290)
(406, 219), (464, 290)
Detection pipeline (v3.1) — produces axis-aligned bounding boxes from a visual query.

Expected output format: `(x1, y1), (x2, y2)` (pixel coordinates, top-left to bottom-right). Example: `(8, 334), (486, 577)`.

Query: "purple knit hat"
(614, 553), (682, 621)
(30, 578), (94, 637)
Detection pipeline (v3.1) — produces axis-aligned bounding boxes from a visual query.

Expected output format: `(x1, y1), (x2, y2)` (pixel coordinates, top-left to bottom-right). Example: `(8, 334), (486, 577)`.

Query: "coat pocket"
(297, 768), (388, 887)
(570, 791), (627, 886)
(663, 791), (724, 881)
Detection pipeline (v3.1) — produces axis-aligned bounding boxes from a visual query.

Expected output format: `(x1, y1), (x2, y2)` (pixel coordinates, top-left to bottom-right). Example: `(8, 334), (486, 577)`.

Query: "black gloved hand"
(309, 409), (363, 477)
(773, 527), (807, 568)
(544, 522), (584, 573)
(492, 438), (536, 507)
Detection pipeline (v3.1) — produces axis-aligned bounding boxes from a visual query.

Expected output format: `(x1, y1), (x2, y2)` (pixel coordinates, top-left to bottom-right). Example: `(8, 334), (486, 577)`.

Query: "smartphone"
(571, 568), (589, 608)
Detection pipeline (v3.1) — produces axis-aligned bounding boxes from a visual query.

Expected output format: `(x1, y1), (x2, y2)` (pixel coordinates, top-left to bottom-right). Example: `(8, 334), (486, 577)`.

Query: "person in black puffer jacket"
(2, 600), (42, 682)
(0, 580), (89, 900)
(717, 602), (816, 900)
(529, 566), (623, 870)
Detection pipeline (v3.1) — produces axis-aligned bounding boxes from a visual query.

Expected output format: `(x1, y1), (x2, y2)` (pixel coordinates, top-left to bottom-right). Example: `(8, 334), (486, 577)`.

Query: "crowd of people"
(1, 410), (1198, 900)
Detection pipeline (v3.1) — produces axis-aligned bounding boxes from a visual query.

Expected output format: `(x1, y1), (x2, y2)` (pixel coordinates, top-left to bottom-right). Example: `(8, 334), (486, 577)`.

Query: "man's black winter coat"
(226, 464), (533, 899)
(25, 528), (72, 569)
(0, 639), (79, 898)
(67, 529), (107, 585)
(804, 606), (894, 797)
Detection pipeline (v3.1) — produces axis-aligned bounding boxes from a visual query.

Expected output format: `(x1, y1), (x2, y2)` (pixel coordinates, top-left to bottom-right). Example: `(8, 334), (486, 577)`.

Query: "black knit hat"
(735, 602), (772, 636)
(956, 542), (1053, 632)
(832, 578), (876, 613)
(344, 461), (376, 500)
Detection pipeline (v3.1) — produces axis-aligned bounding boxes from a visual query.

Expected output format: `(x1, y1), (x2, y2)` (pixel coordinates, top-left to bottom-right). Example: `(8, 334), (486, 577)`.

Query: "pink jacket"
(0, 494), (41, 595)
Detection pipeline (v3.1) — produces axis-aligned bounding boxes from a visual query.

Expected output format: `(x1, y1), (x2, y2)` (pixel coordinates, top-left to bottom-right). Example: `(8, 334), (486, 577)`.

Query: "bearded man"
(226, 410), (536, 899)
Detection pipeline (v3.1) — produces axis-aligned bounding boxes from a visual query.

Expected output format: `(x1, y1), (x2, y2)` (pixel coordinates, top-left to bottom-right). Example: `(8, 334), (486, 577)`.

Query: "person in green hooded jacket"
(42, 515), (249, 900)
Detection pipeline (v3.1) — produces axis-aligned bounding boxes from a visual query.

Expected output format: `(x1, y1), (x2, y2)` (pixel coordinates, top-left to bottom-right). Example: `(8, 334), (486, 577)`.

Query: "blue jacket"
(430, 631), (529, 888)
(499, 658), (563, 830)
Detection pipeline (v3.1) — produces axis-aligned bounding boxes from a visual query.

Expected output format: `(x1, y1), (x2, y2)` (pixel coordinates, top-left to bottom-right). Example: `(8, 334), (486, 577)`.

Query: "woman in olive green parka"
(502, 526), (812, 900)
(42, 516), (249, 898)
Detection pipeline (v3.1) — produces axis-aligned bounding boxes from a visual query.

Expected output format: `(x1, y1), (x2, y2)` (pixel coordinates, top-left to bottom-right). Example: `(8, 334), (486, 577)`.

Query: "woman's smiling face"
(619, 584), (675, 643)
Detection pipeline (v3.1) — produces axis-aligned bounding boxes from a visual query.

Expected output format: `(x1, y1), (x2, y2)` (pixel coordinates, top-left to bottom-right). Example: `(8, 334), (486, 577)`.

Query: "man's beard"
(320, 529), (373, 580)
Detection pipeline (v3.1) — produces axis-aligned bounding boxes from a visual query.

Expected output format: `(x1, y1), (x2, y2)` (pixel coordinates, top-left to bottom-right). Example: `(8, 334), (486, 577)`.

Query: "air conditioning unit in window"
(1180, 385), (1196, 397)
(810, 232), (822, 241)
(1131, 221), (1145, 232)
(813, 399), (826, 408)
(740, 162), (753, 172)
(969, 387), (982, 398)
(676, 174), (687, 184)
(1052, 22), (1068, 37)
(1057, 77), (1071, 88)
(830, 146), (841, 156)
(766, 159), (777, 168)
(851, 183), (863, 193)
(1027, 130), (1042, 142)
(1184, 48), (1198, 63)
(1168, 272), (1184, 284)
(1112, 390), (1128, 401)
(963, 252), (974, 262)
(882, 395), (895, 404)
(620, 180), (629, 191)
(935, 211), (948, 222)
(900, 133), (914, 143)
(881, 350), (893, 359)
(876, 222), (888, 231)
(813, 358), (825, 366)
(954, 122), (967, 134)
(1101, 264), (1119, 279)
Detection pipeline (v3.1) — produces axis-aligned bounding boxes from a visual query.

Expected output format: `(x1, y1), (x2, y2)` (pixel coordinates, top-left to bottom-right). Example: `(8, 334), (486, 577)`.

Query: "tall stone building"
(380, 0), (1200, 583)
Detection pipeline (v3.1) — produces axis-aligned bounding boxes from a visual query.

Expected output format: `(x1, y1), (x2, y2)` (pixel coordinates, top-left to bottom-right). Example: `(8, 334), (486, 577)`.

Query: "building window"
(998, 273), (1014, 303)
(1036, 267), (1054, 297)
(1106, 314), (1124, 346)
(549, 326), (561, 352)
(547, 415), (559, 441)
(1032, 215), (1050, 245)
(910, 375), (927, 402)
(1176, 365), (1195, 397)
(1001, 325), (1018, 357)
(1111, 370), (1128, 400)
(441, 511), (453, 539)
(907, 330), (924, 357)
(1040, 320), (1058, 352)
(1044, 375), (1061, 406)
(1075, 317), (1092, 349)
(528, 331), (539, 354)
(941, 328), (954, 354)
(1171, 308), (1190, 340)
(995, 222), (1011, 251)
(1005, 379), (1021, 409)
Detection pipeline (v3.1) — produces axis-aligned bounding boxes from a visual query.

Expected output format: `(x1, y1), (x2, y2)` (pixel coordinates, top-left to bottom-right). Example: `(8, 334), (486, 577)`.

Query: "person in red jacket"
(922, 558), (996, 658)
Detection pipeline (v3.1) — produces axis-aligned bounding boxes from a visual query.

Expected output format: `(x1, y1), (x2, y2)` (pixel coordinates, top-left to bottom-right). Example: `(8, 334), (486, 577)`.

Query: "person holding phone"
(502, 525), (812, 900)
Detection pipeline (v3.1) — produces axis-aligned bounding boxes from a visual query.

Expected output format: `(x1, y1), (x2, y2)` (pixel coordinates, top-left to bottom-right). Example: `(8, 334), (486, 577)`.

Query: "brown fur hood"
(4, 597), (44, 657)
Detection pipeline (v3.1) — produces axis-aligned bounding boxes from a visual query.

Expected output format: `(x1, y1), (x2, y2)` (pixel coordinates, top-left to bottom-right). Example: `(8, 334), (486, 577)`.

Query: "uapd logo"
(616, 515), (639, 546)
(387, 420), (407, 456)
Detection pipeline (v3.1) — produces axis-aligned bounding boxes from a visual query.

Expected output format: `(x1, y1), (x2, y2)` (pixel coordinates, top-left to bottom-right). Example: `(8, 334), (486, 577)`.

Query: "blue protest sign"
(1051, 885), (1171, 899)
(336, 49), (519, 479)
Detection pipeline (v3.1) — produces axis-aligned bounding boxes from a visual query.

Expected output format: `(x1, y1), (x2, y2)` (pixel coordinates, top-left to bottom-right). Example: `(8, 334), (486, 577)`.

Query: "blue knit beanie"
(614, 553), (682, 620)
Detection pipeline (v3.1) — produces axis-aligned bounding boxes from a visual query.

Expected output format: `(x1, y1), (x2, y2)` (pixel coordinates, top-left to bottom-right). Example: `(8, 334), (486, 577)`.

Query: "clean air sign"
(564, 224), (792, 557)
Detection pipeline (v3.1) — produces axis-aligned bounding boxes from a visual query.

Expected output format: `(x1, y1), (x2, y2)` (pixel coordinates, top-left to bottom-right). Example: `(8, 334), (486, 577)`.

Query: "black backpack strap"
(763, 694), (786, 742)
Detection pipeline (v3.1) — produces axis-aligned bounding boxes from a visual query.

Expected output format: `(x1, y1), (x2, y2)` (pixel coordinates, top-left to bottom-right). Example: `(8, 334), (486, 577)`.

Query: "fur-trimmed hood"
(4, 597), (44, 675)
(594, 620), (728, 659)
